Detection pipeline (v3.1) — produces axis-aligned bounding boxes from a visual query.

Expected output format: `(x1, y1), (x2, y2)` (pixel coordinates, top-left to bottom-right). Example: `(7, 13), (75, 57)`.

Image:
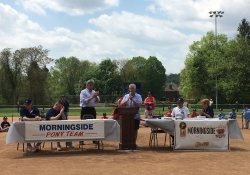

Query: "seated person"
(46, 100), (67, 151)
(190, 109), (199, 118)
(1, 116), (10, 132)
(165, 106), (172, 117)
(198, 99), (214, 118)
(40, 111), (46, 120)
(20, 98), (42, 153)
(217, 108), (226, 118)
(228, 108), (237, 119)
(101, 113), (108, 119)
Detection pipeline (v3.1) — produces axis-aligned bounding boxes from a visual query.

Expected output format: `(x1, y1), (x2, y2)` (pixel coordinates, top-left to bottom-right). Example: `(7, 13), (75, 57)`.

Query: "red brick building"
(164, 83), (180, 102)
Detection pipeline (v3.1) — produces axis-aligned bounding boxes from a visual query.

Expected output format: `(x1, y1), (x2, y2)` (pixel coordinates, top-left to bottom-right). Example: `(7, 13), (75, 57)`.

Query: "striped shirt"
(79, 88), (100, 107)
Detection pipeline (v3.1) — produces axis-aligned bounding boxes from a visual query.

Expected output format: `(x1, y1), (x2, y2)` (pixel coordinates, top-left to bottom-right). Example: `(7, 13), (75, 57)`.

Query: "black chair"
(17, 117), (25, 152)
(79, 114), (104, 150)
(148, 115), (172, 149)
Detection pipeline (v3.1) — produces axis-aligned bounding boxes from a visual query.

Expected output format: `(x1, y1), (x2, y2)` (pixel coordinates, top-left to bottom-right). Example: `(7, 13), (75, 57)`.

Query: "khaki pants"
(244, 119), (250, 129)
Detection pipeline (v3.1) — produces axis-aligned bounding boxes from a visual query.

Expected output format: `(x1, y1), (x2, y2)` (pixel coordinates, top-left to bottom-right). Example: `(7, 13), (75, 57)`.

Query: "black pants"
(80, 107), (96, 119)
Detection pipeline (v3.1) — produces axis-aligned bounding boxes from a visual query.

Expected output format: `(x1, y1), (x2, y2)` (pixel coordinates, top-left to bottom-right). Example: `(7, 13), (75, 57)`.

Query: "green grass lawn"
(0, 106), (242, 118)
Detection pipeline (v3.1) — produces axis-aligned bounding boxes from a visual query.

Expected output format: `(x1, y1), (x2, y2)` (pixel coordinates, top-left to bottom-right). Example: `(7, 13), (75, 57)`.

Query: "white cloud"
(17, 0), (119, 16)
(146, 4), (156, 13)
(2, 1), (250, 74)
(88, 11), (194, 47)
(152, 0), (250, 35)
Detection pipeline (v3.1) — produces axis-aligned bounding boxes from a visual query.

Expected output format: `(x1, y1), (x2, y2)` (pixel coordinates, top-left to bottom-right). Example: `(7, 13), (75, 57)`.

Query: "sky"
(1, 0), (250, 74)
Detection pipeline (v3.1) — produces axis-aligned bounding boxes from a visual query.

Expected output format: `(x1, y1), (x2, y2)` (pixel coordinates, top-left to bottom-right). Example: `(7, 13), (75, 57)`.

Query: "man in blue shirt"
(20, 98), (42, 152)
(217, 108), (226, 118)
(228, 108), (237, 119)
(120, 83), (142, 147)
(243, 105), (250, 129)
(46, 100), (66, 151)
(199, 99), (214, 118)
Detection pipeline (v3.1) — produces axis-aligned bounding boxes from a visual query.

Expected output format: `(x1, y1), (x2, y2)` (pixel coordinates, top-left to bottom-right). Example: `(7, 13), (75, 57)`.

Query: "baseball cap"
(168, 106), (172, 109)
(232, 108), (236, 111)
(24, 98), (32, 105)
(41, 111), (44, 113)
(3, 116), (7, 119)
(61, 95), (65, 97)
(193, 109), (196, 111)
(176, 97), (184, 103)
(219, 108), (223, 111)
(103, 113), (106, 115)
(243, 105), (247, 108)
(148, 92), (151, 94)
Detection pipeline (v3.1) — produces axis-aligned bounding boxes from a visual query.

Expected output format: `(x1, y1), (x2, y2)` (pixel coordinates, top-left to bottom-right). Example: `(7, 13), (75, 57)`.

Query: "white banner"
(25, 120), (105, 141)
(174, 119), (229, 150)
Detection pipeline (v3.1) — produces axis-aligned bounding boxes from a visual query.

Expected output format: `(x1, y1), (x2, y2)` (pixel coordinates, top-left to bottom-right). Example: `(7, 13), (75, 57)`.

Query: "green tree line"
(0, 48), (166, 105)
(180, 18), (250, 104)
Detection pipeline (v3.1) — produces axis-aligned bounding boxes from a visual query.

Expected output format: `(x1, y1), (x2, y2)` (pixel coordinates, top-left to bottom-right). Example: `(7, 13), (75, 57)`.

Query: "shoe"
(27, 147), (33, 152)
(171, 142), (174, 146)
(66, 143), (74, 148)
(31, 146), (39, 153)
(93, 141), (98, 144)
(79, 141), (85, 145)
(57, 145), (62, 151)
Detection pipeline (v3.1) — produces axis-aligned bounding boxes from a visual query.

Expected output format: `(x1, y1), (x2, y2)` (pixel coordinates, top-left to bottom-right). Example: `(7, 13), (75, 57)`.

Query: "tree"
(237, 18), (250, 39)
(180, 31), (228, 102)
(49, 57), (91, 99)
(143, 56), (166, 100)
(0, 48), (23, 104)
(93, 58), (123, 96)
(166, 73), (180, 85)
(0, 46), (53, 104)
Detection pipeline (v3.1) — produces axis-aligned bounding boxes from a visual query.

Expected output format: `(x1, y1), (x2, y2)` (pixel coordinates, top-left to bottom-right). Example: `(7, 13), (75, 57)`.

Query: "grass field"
(0, 106), (241, 118)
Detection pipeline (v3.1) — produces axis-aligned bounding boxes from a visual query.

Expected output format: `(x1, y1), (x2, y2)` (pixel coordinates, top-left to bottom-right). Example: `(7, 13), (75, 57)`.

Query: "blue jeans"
(64, 112), (68, 120)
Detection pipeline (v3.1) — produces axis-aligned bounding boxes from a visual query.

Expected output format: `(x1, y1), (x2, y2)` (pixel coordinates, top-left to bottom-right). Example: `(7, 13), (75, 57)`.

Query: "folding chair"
(79, 114), (104, 150)
(17, 117), (25, 152)
(148, 115), (171, 149)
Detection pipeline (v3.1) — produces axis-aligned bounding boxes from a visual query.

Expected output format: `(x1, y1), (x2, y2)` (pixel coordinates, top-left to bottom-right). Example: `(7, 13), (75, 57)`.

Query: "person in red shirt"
(117, 96), (124, 107)
(190, 109), (199, 118)
(165, 106), (172, 117)
(144, 92), (156, 118)
(101, 113), (108, 119)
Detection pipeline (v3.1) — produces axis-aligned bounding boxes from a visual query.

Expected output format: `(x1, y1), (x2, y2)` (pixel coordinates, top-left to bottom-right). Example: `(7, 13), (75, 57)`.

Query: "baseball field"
(0, 116), (249, 175)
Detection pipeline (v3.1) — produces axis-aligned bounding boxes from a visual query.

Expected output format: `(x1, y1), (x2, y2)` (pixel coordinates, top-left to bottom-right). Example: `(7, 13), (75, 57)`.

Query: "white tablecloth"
(6, 119), (120, 144)
(143, 118), (243, 140)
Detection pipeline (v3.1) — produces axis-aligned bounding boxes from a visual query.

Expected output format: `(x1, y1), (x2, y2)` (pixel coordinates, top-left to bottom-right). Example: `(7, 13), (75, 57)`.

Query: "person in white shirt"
(170, 97), (190, 145)
(79, 79), (100, 145)
(171, 98), (190, 119)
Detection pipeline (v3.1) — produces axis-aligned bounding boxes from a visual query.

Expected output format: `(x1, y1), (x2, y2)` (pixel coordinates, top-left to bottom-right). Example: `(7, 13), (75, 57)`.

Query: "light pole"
(209, 11), (224, 110)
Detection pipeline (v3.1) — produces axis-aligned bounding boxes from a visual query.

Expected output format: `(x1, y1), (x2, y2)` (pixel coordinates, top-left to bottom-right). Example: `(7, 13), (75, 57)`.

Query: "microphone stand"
(129, 96), (132, 150)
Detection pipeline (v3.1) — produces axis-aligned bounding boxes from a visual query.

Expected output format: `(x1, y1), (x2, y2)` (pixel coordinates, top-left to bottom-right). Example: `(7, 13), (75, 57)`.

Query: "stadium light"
(209, 11), (224, 110)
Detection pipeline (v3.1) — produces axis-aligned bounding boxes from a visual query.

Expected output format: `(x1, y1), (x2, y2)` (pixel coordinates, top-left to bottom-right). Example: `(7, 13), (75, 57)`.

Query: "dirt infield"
(0, 116), (250, 175)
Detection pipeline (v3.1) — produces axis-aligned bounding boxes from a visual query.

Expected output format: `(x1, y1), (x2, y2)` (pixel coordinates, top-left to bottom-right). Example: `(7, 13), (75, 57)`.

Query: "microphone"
(129, 92), (134, 98)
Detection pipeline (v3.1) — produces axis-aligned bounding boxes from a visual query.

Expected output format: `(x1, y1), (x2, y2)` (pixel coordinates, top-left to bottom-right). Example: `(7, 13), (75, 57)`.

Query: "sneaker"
(27, 147), (33, 152)
(66, 143), (74, 148)
(57, 145), (62, 151)
(32, 146), (39, 153)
